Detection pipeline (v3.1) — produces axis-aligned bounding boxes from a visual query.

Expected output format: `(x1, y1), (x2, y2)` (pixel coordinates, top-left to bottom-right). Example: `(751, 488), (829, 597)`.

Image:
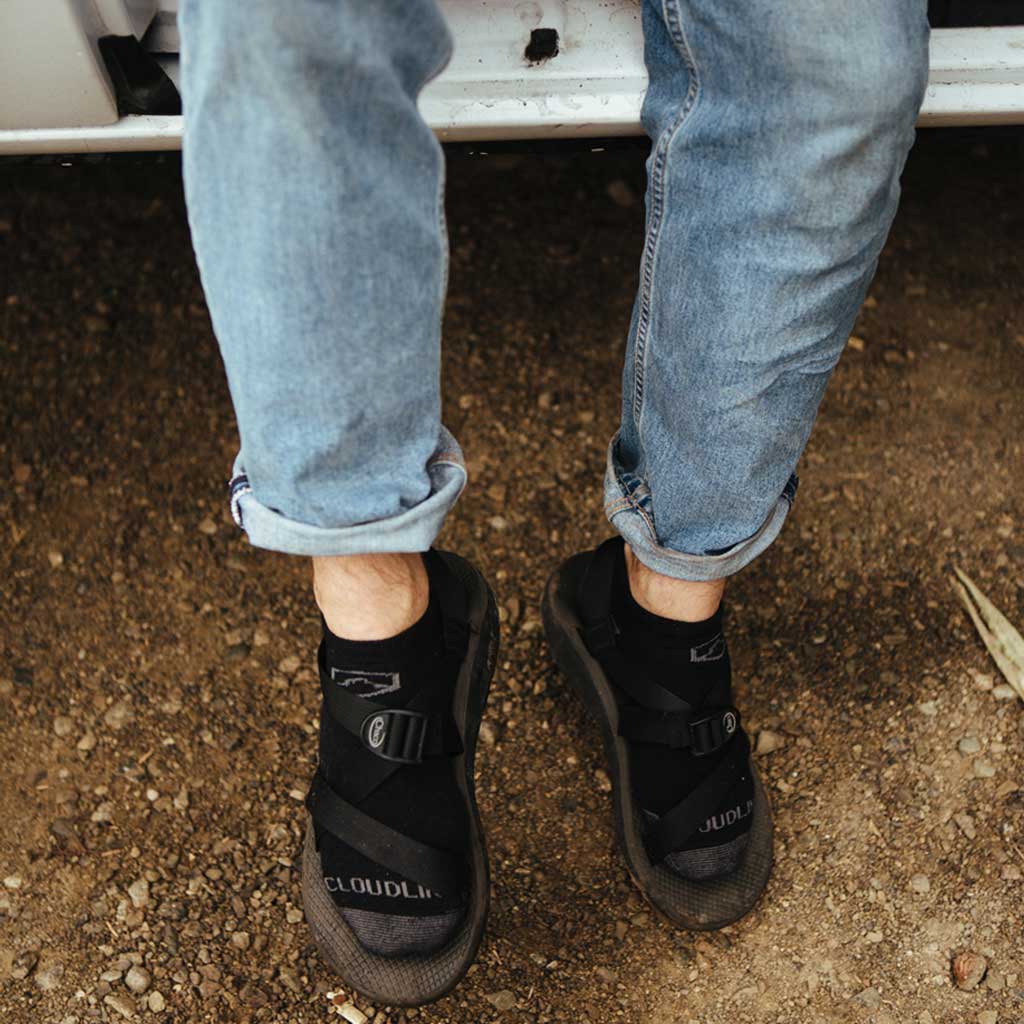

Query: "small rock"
(125, 965), (151, 994)
(128, 878), (150, 909)
(230, 931), (250, 950)
(53, 716), (74, 738)
(35, 961), (65, 992)
(992, 684), (1017, 700)
(479, 721), (498, 748)
(614, 919), (629, 941)
(952, 951), (988, 990)
(485, 990), (516, 1012)
(339, 1004), (367, 1024)
(954, 813), (977, 840)
(854, 987), (881, 1009)
(4, 874), (22, 890)
(756, 730), (785, 755)
(278, 655), (301, 675)
(103, 993), (137, 1019)
(173, 787), (190, 811)
(47, 550), (64, 569)
(285, 907), (303, 924)
(594, 769), (612, 793)
(147, 991), (166, 1012)
(76, 731), (97, 752)
(977, 1012), (997, 1024)
(910, 874), (931, 894)
(917, 700), (938, 717)
(973, 760), (996, 779)
(103, 700), (133, 730)
(847, 335), (866, 351)
(969, 669), (994, 690)
(198, 517), (218, 536)
(958, 736), (982, 755)
(596, 966), (618, 984)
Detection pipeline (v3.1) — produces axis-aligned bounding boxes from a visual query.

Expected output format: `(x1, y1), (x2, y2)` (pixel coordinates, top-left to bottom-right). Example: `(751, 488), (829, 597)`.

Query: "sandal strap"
(319, 648), (464, 764)
(643, 731), (752, 864)
(618, 705), (741, 756)
(306, 768), (460, 895)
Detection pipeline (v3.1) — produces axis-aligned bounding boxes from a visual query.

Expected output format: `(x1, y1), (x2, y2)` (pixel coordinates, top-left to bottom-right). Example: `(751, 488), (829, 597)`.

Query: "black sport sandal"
(541, 538), (773, 930)
(302, 550), (498, 1005)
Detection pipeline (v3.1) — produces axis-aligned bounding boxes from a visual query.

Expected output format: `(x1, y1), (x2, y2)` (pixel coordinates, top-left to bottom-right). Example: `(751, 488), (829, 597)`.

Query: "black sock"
(611, 553), (754, 879)
(315, 589), (469, 955)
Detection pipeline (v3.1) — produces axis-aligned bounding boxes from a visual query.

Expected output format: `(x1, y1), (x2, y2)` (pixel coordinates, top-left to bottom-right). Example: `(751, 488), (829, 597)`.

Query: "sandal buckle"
(689, 708), (739, 757)
(360, 709), (428, 764)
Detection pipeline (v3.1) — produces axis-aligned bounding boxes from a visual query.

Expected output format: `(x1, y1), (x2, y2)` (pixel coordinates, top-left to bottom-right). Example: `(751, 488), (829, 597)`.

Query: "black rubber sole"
(541, 552), (774, 931)
(302, 551), (498, 1006)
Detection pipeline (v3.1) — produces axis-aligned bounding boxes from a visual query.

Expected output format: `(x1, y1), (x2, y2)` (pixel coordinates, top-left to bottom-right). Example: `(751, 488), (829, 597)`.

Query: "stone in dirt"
(486, 990), (516, 1011)
(125, 964), (151, 993)
(952, 951), (988, 990)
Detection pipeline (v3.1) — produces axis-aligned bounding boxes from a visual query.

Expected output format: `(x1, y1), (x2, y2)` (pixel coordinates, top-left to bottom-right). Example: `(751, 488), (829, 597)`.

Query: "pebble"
(125, 965), (151, 993)
(47, 550), (64, 568)
(35, 961), (65, 992)
(969, 669), (994, 690)
(978, 1013), (997, 1024)
(756, 730), (785, 755)
(854, 987), (881, 1009)
(973, 760), (996, 779)
(954, 813), (977, 840)
(339, 1004), (367, 1024)
(917, 700), (938, 716)
(147, 991), (166, 1012)
(485, 990), (516, 1011)
(230, 931), (250, 950)
(103, 993), (136, 1019)
(958, 736), (982, 755)
(992, 684), (1017, 700)
(77, 731), (97, 752)
(53, 715), (74, 738)
(479, 721), (498, 747)
(103, 700), (133, 730)
(198, 517), (218, 535)
(910, 874), (931, 894)
(128, 878), (150, 909)
(278, 654), (301, 675)
(952, 951), (988, 990)
(594, 769), (612, 793)
(4, 874), (22, 890)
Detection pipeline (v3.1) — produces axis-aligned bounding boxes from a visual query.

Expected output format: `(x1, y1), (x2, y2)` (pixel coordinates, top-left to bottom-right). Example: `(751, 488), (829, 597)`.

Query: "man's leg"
(179, 0), (494, 983)
(546, 0), (929, 920)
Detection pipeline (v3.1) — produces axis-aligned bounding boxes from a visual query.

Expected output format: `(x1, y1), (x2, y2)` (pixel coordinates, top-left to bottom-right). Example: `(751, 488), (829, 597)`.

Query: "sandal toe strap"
(306, 769), (460, 896)
(643, 731), (751, 865)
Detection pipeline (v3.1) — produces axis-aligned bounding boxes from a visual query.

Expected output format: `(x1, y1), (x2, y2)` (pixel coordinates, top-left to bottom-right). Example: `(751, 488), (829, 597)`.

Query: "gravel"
(2, 129), (1023, 1024)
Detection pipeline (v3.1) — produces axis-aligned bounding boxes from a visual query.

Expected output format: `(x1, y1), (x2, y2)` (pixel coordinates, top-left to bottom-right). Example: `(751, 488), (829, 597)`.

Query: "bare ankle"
(624, 545), (725, 623)
(313, 552), (429, 640)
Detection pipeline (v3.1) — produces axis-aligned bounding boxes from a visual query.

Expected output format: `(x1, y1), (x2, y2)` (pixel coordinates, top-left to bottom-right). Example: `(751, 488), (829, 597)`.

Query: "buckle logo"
(723, 711), (737, 734)
(331, 668), (401, 697)
(366, 715), (387, 749)
(690, 633), (725, 664)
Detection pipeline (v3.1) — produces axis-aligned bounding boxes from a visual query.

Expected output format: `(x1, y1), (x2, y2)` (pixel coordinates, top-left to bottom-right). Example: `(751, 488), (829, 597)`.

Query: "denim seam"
(631, 0), (701, 433)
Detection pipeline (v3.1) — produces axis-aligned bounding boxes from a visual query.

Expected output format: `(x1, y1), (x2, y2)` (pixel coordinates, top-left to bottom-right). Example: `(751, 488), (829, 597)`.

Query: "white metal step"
(1, 3), (1022, 155)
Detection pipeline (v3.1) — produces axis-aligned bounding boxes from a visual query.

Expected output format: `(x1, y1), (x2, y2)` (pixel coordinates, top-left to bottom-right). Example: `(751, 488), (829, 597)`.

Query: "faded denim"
(179, 0), (929, 579)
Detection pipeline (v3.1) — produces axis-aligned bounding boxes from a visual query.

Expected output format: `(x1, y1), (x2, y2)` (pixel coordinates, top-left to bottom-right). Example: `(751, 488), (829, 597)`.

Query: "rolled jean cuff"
(226, 428), (467, 557)
(603, 450), (796, 583)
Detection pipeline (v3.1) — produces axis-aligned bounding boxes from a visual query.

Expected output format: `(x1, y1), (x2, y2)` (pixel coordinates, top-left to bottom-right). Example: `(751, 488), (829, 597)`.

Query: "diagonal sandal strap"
(643, 731), (751, 864)
(306, 769), (461, 896)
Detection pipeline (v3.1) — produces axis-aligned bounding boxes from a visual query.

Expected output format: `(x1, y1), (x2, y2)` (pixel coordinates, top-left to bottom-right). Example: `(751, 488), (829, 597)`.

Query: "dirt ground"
(2, 127), (1023, 1024)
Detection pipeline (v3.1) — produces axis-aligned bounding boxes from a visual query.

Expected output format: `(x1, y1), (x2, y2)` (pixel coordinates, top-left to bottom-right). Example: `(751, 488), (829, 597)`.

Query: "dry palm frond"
(952, 566), (1024, 701)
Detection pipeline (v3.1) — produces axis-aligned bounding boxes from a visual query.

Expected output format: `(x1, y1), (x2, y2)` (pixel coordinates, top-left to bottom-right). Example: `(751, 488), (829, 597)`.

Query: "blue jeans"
(179, 0), (929, 581)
